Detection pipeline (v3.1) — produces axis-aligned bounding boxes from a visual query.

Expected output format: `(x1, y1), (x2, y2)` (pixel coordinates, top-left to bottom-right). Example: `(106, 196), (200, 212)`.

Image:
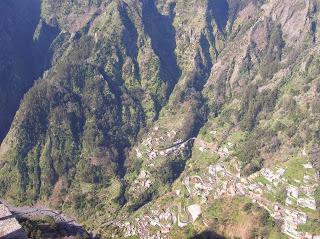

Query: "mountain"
(0, 0), (59, 143)
(0, 0), (38, 142)
(0, 0), (319, 238)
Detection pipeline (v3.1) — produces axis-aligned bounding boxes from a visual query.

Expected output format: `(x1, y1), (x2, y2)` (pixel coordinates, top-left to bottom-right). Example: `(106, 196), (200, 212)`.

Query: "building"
(297, 197), (317, 210)
(287, 185), (299, 199)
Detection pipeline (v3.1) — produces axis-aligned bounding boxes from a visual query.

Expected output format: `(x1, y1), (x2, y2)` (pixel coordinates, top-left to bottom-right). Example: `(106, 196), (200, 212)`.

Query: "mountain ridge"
(0, 0), (319, 238)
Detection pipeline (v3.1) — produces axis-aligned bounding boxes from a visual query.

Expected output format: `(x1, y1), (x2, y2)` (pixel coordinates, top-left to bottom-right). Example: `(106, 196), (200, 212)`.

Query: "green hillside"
(0, 0), (319, 238)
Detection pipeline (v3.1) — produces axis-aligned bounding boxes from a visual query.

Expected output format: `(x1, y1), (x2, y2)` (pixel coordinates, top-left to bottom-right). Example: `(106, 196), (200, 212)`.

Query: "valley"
(0, 0), (319, 238)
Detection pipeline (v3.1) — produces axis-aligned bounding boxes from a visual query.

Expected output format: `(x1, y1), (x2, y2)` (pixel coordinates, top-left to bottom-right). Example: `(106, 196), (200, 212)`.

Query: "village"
(0, 123), (318, 239)
(116, 129), (320, 239)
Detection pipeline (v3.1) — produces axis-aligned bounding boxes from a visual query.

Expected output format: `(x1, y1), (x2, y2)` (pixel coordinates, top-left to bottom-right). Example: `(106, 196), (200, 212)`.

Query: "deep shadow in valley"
(0, 0), (59, 143)
(208, 0), (229, 32)
(191, 230), (226, 239)
(141, 0), (182, 115)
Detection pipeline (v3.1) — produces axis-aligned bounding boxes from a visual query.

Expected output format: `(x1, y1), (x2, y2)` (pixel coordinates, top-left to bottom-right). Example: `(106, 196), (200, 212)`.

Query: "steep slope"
(0, 0), (59, 143)
(0, 0), (183, 211)
(0, 0), (40, 142)
(113, 1), (320, 238)
(0, 0), (319, 238)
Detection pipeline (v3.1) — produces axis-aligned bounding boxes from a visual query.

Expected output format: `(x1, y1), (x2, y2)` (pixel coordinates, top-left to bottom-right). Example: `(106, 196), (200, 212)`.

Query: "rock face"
(0, 0), (38, 142)
(0, 0), (319, 238)
(0, 203), (27, 239)
(0, 0), (59, 143)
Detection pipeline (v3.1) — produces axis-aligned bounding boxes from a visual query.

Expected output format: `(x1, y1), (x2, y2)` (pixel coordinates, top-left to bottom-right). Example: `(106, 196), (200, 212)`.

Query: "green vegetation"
(0, 0), (47, 142)
(0, 0), (319, 238)
(283, 157), (307, 185)
(204, 197), (283, 238)
(298, 219), (320, 234)
(239, 84), (278, 131)
(259, 23), (285, 80)
(19, 216), (91, 239)
(255, 175), (270, 186)
(315, 186), (320, 209)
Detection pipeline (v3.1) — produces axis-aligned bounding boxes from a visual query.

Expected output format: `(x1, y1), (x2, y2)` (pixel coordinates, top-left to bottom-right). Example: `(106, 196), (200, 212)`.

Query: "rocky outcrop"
(0, 203), (27, 239)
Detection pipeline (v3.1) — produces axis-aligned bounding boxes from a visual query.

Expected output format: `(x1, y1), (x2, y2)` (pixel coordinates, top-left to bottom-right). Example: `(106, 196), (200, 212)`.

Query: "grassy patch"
(192, 148), (219, 166)
(255, 175), (270, 186)
(283, 157), (307, 185)
(268, 230), (289, 239)
(203, 197), (282, 238)
(298, 219), (320, 234)
(299, 207), (319, 219)
(230, 130), (248, 144)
